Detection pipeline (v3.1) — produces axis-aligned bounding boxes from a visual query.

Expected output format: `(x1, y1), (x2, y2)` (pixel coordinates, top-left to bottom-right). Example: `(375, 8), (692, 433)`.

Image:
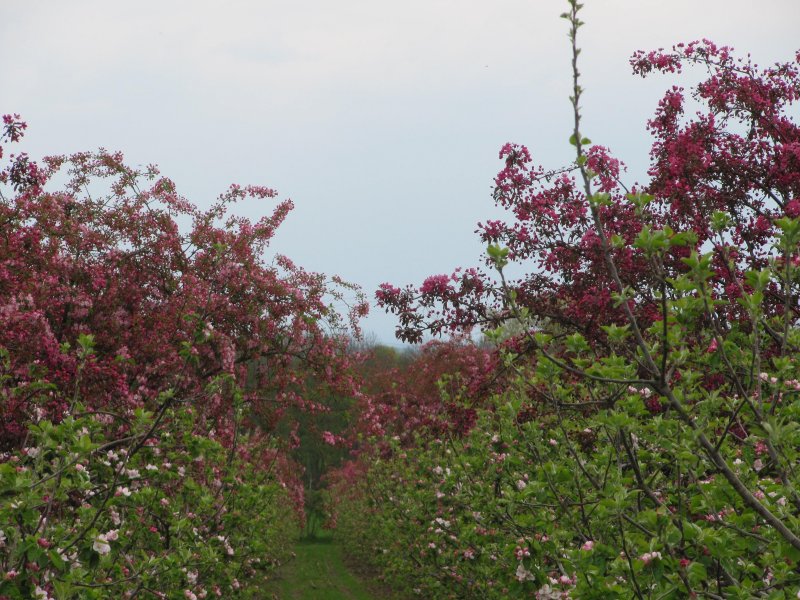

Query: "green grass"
(264, 532), (385, 600)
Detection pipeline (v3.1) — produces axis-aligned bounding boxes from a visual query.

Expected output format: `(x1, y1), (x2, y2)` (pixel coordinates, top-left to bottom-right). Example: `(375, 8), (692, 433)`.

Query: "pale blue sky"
(3, 1), (799, 343)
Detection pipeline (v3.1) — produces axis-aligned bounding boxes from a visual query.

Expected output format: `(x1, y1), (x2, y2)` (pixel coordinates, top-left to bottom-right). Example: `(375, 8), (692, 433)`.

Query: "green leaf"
(77, 333), (95, 356)
(565, 333), (589, 354)
(669, 230), (697, 247)
(601, 323), (631, 342)
(687, 562), (707, 585)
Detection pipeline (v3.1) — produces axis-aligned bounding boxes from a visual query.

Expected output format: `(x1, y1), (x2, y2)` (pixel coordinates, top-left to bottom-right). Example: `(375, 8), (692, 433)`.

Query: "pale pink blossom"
(640, 551), (662, 565)
(93, 535), (111, 555)
(515, 563), (535, 582)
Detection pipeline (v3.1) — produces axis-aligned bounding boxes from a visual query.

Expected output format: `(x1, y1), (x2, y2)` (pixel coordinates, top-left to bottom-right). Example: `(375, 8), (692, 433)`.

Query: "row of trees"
(3, 1), (800, 597)
(331, 2), (800, 597)
(0, 111), (368, 597)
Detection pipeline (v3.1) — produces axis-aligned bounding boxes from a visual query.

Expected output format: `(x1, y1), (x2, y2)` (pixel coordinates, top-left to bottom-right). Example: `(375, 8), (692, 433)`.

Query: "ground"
(264, 533), (400, 600)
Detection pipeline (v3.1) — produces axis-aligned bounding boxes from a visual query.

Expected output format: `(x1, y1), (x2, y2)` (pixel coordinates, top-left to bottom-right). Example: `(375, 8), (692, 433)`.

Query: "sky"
(2, 0), (799, 344)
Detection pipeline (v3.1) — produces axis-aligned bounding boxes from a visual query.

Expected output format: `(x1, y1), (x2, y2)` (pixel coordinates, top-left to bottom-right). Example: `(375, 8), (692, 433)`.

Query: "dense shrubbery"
(332, 2), (800, 598)
(0, 370), (298, 598)
(333, 362), (800, 598)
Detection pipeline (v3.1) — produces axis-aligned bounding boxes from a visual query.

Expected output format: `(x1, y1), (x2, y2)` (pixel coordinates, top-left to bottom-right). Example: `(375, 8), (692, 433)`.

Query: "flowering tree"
(0, 114), (367, 597)
(353, 339), (496, 445)
(0, 126), (367, 445)
(336, 2), (800, 597)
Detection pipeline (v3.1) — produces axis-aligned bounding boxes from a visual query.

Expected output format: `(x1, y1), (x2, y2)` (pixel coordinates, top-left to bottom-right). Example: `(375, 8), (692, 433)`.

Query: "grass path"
(264, 535), (385, 600)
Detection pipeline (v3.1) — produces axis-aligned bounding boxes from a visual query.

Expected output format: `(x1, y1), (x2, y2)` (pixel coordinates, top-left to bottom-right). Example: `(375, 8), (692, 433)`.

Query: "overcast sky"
(3, 1), (799, 344)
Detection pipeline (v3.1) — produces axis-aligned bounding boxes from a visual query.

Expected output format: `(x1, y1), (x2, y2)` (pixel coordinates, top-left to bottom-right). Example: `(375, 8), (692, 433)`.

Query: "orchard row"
(2, 1), (800, 597)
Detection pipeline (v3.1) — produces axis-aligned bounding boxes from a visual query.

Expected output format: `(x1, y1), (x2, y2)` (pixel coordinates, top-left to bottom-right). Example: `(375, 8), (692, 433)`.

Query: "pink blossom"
(640, 551), (662, 565)
(420, 274), (452, 296)
(93, 535), (111, 555)
(515, 563), (535, 582)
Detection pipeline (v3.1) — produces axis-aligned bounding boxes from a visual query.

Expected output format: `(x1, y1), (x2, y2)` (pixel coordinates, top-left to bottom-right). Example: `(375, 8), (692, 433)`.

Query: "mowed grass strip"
(264, 534), (378, 600)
